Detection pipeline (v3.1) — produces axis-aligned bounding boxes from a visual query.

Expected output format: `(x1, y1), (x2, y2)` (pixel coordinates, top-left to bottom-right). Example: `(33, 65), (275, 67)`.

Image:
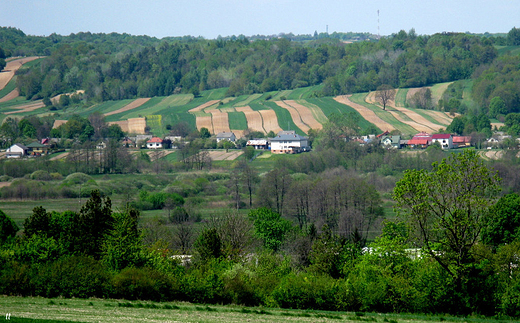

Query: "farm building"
(431, 134), (453, 149)
(216, 132), (236, 143)
(270, 131), (309, 154)
(453, 136), (471, 148)
(407, 132), (432, 149)
(246, 139), (269, 149)
(5, 143), (28, 158)
(26, 142), (49, 155)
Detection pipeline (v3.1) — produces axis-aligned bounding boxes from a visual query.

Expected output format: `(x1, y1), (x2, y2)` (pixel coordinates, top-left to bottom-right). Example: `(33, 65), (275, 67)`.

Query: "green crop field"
(228, 111), (248, 130)
(0, 296), (509, 323)
(0, 75), (17, 99)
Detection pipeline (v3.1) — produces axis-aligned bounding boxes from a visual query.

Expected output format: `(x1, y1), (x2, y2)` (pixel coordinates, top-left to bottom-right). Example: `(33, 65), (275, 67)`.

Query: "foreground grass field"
(0, 296), (515, 323)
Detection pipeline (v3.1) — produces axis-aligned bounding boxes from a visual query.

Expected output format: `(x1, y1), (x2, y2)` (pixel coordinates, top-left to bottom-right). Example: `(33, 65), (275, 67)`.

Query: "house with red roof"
(452, 136), (471, 148)
(146, 137), (163, 149)
(431, 134), (453, 149)
(407, 132), (432, 149)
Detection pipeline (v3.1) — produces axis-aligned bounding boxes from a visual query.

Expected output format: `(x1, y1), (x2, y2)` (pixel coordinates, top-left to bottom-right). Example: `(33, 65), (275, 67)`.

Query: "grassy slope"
(0, 75), (17, 99)
(394, 88), (408, 107)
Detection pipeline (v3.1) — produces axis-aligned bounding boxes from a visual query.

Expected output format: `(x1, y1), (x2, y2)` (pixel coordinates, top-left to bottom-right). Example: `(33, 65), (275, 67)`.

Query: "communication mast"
(377, 10), (380, 39)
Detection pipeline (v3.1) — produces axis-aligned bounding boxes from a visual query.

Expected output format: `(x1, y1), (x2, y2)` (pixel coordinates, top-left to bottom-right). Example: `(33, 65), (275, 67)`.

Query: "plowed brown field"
(4, 101), (45, 115)
(236, 106), (265, 133)
(208, 109), (230, 134)
(334, 95), (395, 132)
(104, 98), (150, 116)
(258, 110), (282, 134)
(275, 101), (310, 133)
(0, 89), (19, 103)
(367, 92), (442, 132)
(284, 100), (323, 130)
(108, 118), (147, 134)
(196, 115), (214, 133)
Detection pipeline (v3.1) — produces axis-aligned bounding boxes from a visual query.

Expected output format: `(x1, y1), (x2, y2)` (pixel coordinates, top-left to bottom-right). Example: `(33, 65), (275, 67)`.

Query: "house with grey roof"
(216, 132), (236, 143)
(270, 131), (309, 154)
(5, 143), (28, 158)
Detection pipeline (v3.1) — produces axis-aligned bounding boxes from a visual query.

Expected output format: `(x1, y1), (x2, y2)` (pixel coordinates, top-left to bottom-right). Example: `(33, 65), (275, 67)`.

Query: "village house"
(270, 130), (309, 154)
(381, 135), (401, 149)
(5, 143), (28, 158)
(146, 137), (163, 149)
(216, 132), (236, 143)
(431, 134), (453, 149)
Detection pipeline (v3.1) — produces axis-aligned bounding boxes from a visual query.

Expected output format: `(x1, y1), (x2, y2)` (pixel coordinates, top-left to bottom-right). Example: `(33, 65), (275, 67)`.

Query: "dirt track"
(334, 95), (395, 132)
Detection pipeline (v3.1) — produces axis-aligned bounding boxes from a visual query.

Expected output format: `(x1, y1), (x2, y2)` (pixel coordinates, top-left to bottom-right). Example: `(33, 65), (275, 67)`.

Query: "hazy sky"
(2, 0), (519, 39)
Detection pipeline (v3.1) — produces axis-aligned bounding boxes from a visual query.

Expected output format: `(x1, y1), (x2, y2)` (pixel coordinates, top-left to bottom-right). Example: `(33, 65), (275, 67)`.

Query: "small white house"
(5, 143), (28, 158)
(216, 132), (236, 143)
(270, 132), (309, 154)
(146, 137), (163, 149)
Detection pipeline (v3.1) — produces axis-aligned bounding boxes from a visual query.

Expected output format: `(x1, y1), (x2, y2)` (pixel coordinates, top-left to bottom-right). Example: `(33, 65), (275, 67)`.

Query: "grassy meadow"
(0, 296), (514, 323)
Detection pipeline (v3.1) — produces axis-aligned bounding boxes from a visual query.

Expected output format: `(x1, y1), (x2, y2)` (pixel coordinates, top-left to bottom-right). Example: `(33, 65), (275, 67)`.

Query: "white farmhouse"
(216, 132), (236, 143)
(270, 131), (309, 154)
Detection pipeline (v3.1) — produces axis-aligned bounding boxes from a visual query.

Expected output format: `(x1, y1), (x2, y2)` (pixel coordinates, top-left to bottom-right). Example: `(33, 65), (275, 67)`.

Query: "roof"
(247, 139), (268, 145)
(432, 134), (451, 140)
(270, 133), (308, 142)
(453, 136), (471, 143)
(408, 139), (430, 145)
(147, 137), (163, 143)
(11, 143), (28, 150)
(216, 132), (235, 138)
(26, 142), (46, 148)
(382, 135), (401, 144)
(278, 130), (296, 136)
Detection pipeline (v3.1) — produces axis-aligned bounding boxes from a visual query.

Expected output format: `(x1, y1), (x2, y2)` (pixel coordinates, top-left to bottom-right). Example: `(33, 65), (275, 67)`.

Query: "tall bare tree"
(375, 84), (396, 110)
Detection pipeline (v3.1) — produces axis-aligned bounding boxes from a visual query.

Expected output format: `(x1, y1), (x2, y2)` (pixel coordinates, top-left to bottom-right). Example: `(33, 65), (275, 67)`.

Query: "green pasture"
(394, 88), (408, 107)
(263, 101), (305, 135)
(430, 82), (453, 105)
(286, 85), (322, 99)
(78, 100), (134, 118)
(496, 45), (520, 56)
(410, 108), (449, 128)
(0, 97), (33, 112)
(0, 296), (511, 323)
(460, 79), (478, 111)
(271, 90), (293, 101)
(123, 94), (194, 119)
(231, 93), (263, 107)
(349, 93), (417, 134)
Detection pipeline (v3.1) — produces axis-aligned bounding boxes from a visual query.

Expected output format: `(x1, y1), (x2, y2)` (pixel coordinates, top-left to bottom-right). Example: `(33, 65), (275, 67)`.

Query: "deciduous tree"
(375, 84), (396, 110)
(393, 150), (500, 281)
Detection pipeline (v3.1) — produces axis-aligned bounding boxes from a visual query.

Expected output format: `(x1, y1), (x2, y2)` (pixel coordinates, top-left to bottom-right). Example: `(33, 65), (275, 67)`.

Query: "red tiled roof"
(408, 139), (430, 145)
(147, 137), (163, 143)
(453, 136), (471, 143)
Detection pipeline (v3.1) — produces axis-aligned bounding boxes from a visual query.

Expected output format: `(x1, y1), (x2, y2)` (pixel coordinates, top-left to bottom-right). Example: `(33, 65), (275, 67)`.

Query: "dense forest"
(5, 27), (509, 102)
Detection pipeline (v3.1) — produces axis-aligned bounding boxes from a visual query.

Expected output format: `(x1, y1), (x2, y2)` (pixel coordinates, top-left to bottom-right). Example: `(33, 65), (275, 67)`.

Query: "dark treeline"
(11, 27), (500, 101)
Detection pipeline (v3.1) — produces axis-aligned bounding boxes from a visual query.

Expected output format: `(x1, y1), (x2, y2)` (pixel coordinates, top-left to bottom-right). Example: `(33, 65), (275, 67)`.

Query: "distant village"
(4, 129), (519, 159)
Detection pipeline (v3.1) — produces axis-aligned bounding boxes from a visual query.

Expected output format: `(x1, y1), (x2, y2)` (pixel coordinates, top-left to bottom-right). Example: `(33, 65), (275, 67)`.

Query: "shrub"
(34, 256), (110, 298)
(272, 273), (338, 310)
(111, 267), (174, 301)
(30, 170), (52, 181)
(64, 172), (92, 185)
